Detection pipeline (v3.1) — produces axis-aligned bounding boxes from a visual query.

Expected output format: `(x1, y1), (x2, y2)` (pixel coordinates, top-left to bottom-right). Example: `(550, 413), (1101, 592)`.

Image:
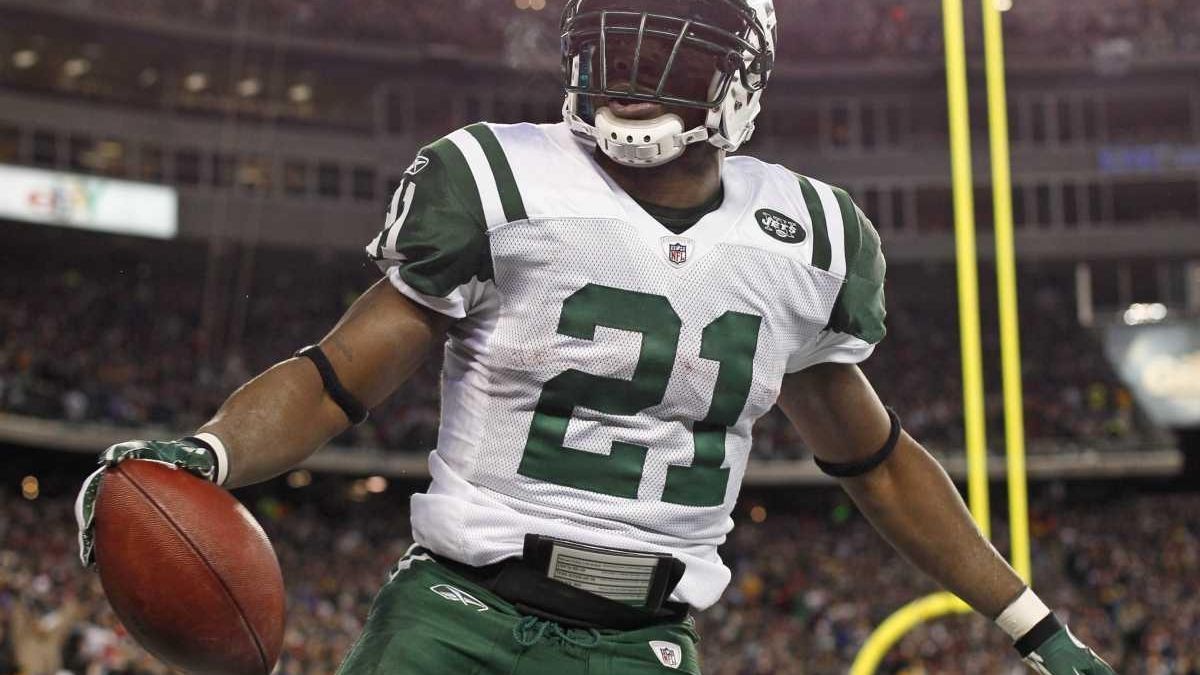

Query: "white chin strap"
(591, 107), (710, 168)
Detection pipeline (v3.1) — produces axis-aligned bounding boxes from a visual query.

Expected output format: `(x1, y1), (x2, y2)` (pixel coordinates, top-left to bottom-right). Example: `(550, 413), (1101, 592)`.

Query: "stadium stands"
(44, 0), (1200, 61)
(0, 223), (1143, 458)
(1, 480), (1195, 673)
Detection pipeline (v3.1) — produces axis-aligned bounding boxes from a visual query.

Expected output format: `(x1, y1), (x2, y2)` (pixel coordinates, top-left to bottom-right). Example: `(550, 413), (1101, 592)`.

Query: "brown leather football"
(94, 459), (285, 675)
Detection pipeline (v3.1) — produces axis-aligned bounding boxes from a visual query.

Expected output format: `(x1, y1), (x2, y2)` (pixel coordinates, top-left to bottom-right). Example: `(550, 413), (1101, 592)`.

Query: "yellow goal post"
(850, 0), (1031, 671)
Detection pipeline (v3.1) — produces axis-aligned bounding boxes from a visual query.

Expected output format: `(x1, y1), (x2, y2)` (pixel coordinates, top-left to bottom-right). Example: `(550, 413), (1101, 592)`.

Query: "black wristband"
(295, 345), (369, 425)
(1014, 612), (1064, 658)
(813, 407), (902, 478)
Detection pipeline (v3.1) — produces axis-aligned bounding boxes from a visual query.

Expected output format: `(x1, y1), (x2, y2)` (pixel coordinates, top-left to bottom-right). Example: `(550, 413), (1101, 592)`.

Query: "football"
(94, 459), (286, 675)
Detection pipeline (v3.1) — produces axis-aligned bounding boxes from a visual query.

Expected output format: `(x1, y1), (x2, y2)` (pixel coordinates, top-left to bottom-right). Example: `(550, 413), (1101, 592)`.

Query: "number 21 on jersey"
(518, 283), (761, 507)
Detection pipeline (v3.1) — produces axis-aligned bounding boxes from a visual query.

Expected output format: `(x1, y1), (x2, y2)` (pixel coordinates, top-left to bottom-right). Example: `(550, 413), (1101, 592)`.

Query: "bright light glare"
(237, 77), (261, 98)
(63, 58), (91, 78)
(994, 0), (1013, 11)
(288, 83), (312, 103)
(12, 49), (38, 69)
(1123, 303), (1168, 326)
(184, 72), (208, 93)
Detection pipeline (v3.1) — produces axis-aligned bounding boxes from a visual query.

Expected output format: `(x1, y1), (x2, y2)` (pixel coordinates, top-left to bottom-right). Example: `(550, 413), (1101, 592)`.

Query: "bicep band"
(295, 345), (370, 425)
(813, 407), (902, 478)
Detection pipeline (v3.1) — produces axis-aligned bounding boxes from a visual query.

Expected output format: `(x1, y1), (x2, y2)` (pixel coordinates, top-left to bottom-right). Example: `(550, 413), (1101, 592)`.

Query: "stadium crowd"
(60, 0), (1200, 62)
(0, 229), (1137, 459)
(0, 477), (1195, 673)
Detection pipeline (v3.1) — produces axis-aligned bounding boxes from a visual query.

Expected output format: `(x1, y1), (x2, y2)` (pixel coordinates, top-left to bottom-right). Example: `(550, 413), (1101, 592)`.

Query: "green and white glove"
(75, 435), (228, 568)
(1000, 588), (1117, 675)
(1021, 622), (1116, 674)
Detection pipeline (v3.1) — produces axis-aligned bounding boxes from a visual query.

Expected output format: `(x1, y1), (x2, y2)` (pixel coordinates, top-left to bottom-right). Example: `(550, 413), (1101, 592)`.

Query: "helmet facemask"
(561, 0), (776, 167)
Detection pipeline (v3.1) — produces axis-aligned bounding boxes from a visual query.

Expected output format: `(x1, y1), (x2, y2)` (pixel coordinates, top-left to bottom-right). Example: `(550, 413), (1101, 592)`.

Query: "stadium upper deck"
(14, 0), (1200, 62)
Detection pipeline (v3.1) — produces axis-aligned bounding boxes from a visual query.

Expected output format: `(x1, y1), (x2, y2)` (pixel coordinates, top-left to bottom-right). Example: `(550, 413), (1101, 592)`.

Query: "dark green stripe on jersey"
(827, 203), (887, 345)
(795, 175), (831, 271)
(370, 135), (493, 300)
(832, 187), (861, 263)
(465, 123), (528, 223)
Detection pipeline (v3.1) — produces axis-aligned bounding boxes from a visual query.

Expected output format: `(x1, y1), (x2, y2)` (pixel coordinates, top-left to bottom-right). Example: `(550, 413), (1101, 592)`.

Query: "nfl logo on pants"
(648, 640), (682, 669)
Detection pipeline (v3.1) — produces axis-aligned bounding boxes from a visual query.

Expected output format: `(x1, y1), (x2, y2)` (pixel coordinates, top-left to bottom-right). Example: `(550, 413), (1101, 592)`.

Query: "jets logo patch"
(755, 208), (806, 244)
(648, 640), (682, 669)
(429, 584), (489, 612)
(660, 236), (693, 267)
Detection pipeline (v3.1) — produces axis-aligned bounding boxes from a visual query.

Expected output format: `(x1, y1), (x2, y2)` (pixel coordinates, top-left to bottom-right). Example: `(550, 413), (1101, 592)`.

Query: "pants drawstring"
(511, 615), (601, 649)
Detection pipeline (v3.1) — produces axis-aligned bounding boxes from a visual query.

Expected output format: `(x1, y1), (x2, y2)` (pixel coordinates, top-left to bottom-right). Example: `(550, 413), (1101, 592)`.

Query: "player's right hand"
(75, 439), (220, 569)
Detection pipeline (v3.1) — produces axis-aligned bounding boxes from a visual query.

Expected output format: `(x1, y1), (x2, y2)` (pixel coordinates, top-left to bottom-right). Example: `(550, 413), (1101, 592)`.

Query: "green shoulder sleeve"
(827, 190), (887, 345)
(365, 133), (492, 306)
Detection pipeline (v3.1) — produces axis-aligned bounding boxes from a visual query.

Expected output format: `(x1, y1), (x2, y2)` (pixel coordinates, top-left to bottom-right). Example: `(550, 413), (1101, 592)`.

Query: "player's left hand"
(1023, 626), (1117, 674)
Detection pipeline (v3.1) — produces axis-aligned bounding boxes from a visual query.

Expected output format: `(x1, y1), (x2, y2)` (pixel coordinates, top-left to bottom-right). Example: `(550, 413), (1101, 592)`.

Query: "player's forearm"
(839, 434), (1026, 619)
(197, 357), (350, 489)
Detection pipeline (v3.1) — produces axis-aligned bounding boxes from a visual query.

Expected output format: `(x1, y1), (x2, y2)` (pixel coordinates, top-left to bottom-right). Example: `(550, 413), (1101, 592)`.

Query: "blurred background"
(1, 0), (1199, 673)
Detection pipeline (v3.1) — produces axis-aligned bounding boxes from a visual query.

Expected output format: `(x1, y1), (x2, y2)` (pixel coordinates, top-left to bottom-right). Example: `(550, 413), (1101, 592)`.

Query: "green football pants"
(336, 548), (702, 675)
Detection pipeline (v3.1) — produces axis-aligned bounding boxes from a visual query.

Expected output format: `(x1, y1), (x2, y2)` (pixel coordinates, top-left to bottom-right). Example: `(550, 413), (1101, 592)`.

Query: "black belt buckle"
(522, 534), (683, 613)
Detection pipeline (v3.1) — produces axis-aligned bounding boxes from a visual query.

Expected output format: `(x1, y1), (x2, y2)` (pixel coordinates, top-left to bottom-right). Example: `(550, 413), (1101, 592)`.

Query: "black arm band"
(294, 345), (369, 425)
(813, 407), (902, 478)
(1014, 612), (1064, 657)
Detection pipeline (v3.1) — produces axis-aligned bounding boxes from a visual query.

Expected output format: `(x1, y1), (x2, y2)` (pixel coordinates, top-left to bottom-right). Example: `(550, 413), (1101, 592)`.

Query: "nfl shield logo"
(669, 243), (688, 265)
(661, 236), (693, 267)
(649, 640), (682, 669)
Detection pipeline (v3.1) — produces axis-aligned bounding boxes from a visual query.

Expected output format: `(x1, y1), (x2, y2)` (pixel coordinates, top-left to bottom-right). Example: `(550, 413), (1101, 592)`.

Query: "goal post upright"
(983, 0), (1033, 585)
(850, 0), (1024, 669)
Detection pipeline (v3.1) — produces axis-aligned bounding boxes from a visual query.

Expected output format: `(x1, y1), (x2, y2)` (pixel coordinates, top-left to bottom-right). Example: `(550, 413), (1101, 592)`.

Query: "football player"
(76, 0), (1117, 672)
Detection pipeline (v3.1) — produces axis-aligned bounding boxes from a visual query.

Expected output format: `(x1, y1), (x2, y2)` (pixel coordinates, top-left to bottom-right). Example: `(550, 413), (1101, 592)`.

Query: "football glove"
(1023, 625), (1117, 675)
(75, 438), (221, 568)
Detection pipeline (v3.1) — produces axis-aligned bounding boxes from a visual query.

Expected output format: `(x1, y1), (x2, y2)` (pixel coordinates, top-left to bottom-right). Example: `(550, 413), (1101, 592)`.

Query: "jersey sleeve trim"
(832, 186), (861, 273)
(795, 175), (832, 272)
(447, 124), (528, 228)
(384, 267), (475, 320)
(784, 331), (876, 373)
(465, 124), (528, 223)
(803, 176), (849, 277)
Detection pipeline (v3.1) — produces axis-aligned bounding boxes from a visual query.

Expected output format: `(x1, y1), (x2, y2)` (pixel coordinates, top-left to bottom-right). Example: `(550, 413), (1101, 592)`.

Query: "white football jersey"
(365, 122), (886, 610)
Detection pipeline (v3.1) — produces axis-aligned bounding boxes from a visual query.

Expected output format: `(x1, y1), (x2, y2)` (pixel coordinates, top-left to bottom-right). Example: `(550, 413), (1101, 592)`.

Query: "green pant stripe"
(466, 123), (528, 223)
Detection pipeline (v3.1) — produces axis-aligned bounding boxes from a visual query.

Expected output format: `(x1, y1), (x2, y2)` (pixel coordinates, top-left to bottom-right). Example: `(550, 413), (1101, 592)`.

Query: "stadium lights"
(21, 475), (39, 500)
(750, 505), (767, 523)
(63, 58), (92, 79)
(237, 77), (262, 98)
(184, 72), (209, 93)
(11, 49), (38, 69)
(1123, 303), (1168, 325)
(288, 83), (313, 104)
(365, 476), (389, 494)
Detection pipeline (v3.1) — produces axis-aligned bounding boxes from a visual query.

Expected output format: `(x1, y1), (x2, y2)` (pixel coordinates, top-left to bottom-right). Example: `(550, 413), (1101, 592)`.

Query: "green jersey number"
(517, 284), (762, 507)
